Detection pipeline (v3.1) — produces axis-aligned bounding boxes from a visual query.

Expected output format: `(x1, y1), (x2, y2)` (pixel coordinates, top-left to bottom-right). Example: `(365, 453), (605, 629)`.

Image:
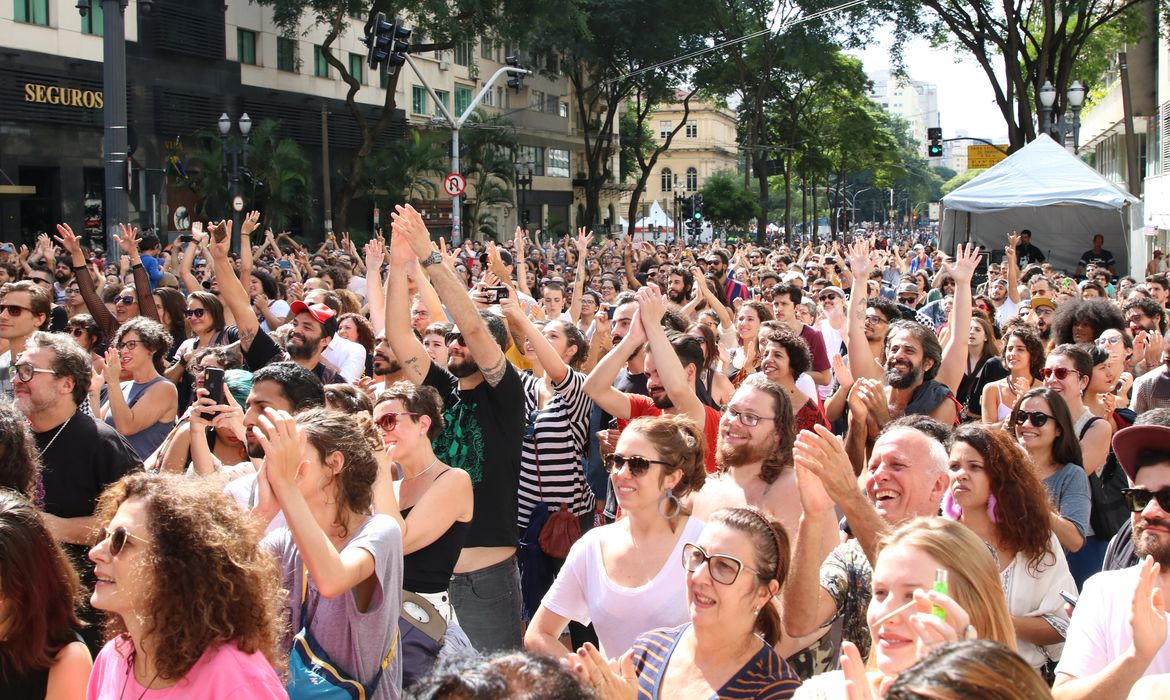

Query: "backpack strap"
(1078, 415), (1103, 440)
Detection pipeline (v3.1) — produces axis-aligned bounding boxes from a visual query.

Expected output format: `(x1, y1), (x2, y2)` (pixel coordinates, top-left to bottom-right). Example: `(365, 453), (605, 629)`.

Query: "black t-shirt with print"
(424, 360), (525, 549)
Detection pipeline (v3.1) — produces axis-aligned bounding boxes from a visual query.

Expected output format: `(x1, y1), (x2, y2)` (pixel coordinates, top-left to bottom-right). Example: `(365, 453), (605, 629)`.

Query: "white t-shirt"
(1001, 533), (1075, 669)
(1056, 565), (1170, 681)
(323, 334), (366, 382)
(260, 299), (291, 333)
(541, 515), (704, 658)
(995, 297), (1020, 326)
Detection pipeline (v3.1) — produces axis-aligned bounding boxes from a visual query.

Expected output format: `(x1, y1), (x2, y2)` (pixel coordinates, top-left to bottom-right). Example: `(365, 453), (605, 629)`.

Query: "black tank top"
(401, 482), (471, 594)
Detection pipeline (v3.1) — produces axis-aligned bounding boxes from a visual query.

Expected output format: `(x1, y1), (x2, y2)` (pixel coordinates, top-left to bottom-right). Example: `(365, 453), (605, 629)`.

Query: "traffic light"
(506, 55), (524, 91)
(927, 127), (943, 158)
(693, 193), (704, 220)
(683, 196), (695, 220)
(363, 13), (411, 72)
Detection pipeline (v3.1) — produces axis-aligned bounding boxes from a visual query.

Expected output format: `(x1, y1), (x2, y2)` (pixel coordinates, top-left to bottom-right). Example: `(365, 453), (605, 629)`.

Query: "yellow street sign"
(967, 144), (1010, 169)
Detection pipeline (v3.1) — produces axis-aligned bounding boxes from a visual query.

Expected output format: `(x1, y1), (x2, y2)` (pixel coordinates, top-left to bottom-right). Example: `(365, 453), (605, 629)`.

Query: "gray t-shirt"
(266, 514), (404, 699)
(1043, 462), (1092, 539)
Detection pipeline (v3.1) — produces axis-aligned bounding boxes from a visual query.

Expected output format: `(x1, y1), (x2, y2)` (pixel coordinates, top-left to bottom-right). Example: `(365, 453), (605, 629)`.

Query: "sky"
(849, 31), (1010, 142)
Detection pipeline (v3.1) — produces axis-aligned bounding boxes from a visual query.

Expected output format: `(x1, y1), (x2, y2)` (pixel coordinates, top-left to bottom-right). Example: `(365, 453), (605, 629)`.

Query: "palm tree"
(362, 130), (448, 212)
(461, 111), (517, 241)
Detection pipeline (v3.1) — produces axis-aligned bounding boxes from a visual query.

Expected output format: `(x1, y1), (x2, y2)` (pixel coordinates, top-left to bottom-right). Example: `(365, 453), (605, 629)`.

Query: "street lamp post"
(514, 161), (533, 231)
(218, 112), (251, 254)
(1038, 79), (1086, 152)
(77, 0), (152, 256)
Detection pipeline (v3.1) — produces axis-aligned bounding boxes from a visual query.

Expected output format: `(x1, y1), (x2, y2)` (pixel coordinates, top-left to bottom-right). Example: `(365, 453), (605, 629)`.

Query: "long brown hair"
(949, 425), (1056, 575)
(885, 640), (1050, 700)
(0, 491), (84, 676)
(94, 474), (284, 681)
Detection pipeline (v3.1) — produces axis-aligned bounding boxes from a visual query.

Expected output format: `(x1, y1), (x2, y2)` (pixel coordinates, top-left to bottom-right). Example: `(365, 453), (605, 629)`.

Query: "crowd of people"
(1, 209), (1168, 699)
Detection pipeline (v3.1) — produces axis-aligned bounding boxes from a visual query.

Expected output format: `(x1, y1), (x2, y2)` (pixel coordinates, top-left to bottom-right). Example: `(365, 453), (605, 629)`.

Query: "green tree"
(941, 168), (987, 196)
(618, 110), (655, 183)
(361, 129), (448, 212)
(460, 111), (518, 240)
(623, 86), (698, 240)
(700, 170), (761, 229)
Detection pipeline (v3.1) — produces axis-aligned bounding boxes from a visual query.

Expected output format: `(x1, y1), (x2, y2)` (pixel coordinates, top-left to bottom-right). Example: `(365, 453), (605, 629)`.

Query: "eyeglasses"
(65, 288), (81, 296)
(865, 315), (888, 326)
(1122, 488), (1170, 513)
(681, 543), (762, 586)
(1014, 411), (1054, 429)
(66, 327), (88, 338)
(115, 339), (143, 352)
(374, 411), (419, 432)
(11, 362), (58, 382)
(0, 304), (30, 317)
(96, 526), (150, 556)
(723, 406), (775, 427)
(114, 296), (136, 306)
(1096, 335), (1123, 347)
(605, 453), (671, 478)
(1041, 367), (1081, 381)
(898, 296), (918, 304)
(184, 308), (206, 319)
(30, 277), (52, 286)
(445, 332), (466, 347)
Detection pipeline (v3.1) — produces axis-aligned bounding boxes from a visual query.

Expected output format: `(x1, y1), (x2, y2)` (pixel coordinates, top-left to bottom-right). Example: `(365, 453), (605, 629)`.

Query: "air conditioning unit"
(439, 59), (450, 71)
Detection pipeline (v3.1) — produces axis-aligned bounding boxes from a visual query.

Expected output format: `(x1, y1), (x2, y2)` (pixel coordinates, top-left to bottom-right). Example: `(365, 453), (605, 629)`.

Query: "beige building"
(639, 96), (739, 228)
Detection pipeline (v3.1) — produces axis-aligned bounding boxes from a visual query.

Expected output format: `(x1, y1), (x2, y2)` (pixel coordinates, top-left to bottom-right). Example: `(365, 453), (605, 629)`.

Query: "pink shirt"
(87, 637), (287, 699)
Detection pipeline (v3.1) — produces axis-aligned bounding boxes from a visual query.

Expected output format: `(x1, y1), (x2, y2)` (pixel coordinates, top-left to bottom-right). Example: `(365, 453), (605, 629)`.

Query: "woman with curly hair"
(337, 312), (376, 378)
(94, 317), (178, 461)
(0, 490), (91, 698)
(86, 473), (285, 698)
(0, 399), (40, 498)
(943, 424), (1075, 673)
(1051, 298), (1126, 346)
(758, 329), (828, 433)
(981, 324), (1044, 426)
(254, 407), (403, 699)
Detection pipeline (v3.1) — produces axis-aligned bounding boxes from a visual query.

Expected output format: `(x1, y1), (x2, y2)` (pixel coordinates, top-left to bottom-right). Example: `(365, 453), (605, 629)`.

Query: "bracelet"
(131, 262), (143, 270)
(71, 264), (86, 271)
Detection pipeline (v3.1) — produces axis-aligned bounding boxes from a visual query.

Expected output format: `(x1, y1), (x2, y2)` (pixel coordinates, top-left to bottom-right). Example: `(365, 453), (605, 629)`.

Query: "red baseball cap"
(289, 301), (338, 336)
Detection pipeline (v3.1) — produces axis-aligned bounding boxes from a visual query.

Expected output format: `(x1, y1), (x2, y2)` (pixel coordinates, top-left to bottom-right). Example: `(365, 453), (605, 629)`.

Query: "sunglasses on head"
(1041, 367), (1080, 381)
(96, 525), (150, 556)
(681, 543), (762, 586)
(374, 411), (419, 432)
(115, 296), (136, 306)
(606, 453), (671, 477)
(1014, 410), (1054, 429)
(184, 308), (206, 319)
(1122, 487), (1170, 513)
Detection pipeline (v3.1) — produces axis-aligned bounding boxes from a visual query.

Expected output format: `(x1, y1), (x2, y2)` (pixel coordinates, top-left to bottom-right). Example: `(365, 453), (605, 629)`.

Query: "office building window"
(237, 29), (258, 65)
(548, 149), (570, 178)
(559, 101), (569, 118)
(434, 90), (450, 116)
(314, 46), (330, 78)
(455, 85), (473, 116)
(659, 120), (672, 139)
(14, 0), (48, 25)
(481, 39), (494, 60)
(349, 53), (364, 83)
(686, 122), (698, 138)
(530, 89), (545, 112)
(483, 87), (494, 107)
(454, 41), (473, 66)
(686, 167), (698, 192)
(660, 168), (673, 192)
(277, 37), (297, 72)
(81, 1), (102, 34)
(412, 86), (427, 115)
(517, 146), (545, 176)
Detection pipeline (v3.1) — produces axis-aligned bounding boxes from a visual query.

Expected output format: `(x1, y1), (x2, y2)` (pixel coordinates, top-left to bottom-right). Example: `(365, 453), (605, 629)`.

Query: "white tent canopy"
(634, 200), (674, 233)
(941, 134), (1139, 276)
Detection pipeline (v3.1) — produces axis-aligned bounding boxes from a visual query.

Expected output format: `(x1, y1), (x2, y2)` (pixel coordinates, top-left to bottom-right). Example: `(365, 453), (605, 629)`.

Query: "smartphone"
(212, 223), (228, 243)
(179, 234), (193, 243)
(201, 367), (225, 420)
(1059, 590), (1078, 608)
(487, 285), (509, 303)
(277, 259), (293, 270)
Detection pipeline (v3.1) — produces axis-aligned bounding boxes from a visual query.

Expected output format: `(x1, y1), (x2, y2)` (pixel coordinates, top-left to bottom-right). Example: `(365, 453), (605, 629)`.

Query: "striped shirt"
(516, 370), (596, 530)
(629, 624), (802, 699)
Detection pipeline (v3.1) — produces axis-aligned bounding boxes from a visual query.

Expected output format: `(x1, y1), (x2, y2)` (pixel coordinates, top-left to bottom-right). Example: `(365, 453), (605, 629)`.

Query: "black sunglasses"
(605, 453), (671, 477)
(96, 525), (150, 556)
(115, 296), (136, 306)
(445, 332), (466, 347)
(1122, 488), (1170, 513)
(1014, 411), (1054, 429)
(184, 308), (206, 319)
(66, 327), (88, 337)
(375, 411), (419, 432)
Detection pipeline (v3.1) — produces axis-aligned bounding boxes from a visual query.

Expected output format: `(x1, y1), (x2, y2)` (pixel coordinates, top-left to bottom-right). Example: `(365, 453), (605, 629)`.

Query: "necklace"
(119, 653), (162, 700)
(402, 456), (440, 480)
(38, 414), (73, 458)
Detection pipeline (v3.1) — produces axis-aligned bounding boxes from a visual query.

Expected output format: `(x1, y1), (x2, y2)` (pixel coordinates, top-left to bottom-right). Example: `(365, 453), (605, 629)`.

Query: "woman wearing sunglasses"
(64, 313), (102, 354)
(525, 414), (707, 660)
(93, 318), (177, 461)
(86, 473), (286, 698)
(372, 381), (472, 624)
(54, 223), (159, 341)
(980, 325), (1043, 426)
(942, 424), (1075, 675)
(0, 490), (92, 699)
(1013, 388), (1090, 554)
(1043, 344), (1111, 478)
(165, 291), (238, 412)
(568, 506), (801, 698)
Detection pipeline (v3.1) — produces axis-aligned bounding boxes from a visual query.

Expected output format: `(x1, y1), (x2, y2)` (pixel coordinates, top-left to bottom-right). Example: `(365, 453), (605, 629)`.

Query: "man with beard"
(665, 265), (693, 305)
(1054, 423), (1170, 698)
(708, 248), (751, 305)
(844, 240), (979, 431)
(584, 287), (717, 470)
(303, 288), (364, 382)
(360, 332), (411, 395)
(14, 331), (140, 651)
(1028, 296), (1056, 342)
(207, 225), (339, 383)
(387, 206), (527, 653)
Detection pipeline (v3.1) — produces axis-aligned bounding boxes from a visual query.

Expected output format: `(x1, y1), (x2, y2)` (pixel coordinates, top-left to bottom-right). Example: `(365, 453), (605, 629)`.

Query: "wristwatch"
(420, 251), (443, 268)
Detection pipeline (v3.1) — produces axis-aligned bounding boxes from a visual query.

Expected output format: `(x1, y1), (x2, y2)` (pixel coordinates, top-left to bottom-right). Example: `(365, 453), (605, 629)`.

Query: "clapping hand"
(252, 408), (307, 489)
(564, 643), (637, 700)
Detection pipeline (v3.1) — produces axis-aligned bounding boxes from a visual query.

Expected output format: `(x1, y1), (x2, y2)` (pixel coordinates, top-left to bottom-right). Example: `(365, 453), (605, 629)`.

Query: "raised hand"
(574, 227), (593, 257)
(253, 408), (307, 488)
(634, 286), (665, 328)
(54, 223), (83, 258)
(840, 641), (877, 700)
(102, 347), (122, 387)
(845, 238), (875, 279)
(831, 354), (854, 389)
(205, 220), (232, 259)
(364, 238), (385, 272)
(389, 204), (434, 260)
(114, 224), (141, 257)
(793, 431), (837, 515)
(943, 242), (981, 284)
(794, 424), (861, 507)
(908, 587), (973, 656)
(240, 210), (261, 237)
(1131, 556), (1168, 663)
